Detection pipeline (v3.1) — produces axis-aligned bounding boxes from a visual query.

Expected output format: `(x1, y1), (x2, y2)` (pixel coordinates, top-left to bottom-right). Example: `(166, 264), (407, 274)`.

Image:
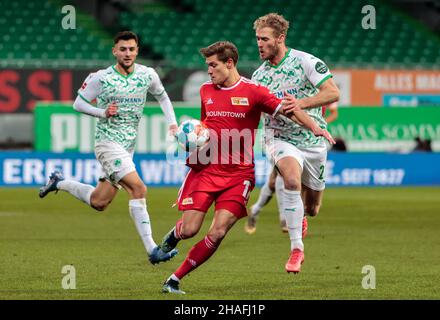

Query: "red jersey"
(193, 77), (281, 176)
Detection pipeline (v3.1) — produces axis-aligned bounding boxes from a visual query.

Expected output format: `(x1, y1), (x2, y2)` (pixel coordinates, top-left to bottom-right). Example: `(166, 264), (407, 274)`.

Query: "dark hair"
(114, 31), (139, 45)
(199, 41), (239, 65)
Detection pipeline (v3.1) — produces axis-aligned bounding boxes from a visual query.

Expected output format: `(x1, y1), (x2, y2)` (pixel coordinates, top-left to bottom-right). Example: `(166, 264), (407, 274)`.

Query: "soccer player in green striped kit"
(39, 31), (178, 265)
(245, 13), (340, 273)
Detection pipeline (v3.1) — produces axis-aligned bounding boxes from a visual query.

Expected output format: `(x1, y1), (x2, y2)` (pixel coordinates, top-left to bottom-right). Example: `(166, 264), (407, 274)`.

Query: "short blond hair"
(253, 13), (290, 38)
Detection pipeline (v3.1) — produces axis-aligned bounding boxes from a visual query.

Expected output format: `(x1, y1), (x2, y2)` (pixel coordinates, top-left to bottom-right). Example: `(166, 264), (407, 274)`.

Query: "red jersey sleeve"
(255, 84), (282, 116)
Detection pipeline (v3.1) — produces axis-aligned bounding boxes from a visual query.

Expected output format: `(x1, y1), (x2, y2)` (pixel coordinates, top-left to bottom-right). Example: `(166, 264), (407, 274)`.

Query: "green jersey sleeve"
(302, 55), (332, 88)
(147, 68), (166, 97)
(77, 71), (103, 102)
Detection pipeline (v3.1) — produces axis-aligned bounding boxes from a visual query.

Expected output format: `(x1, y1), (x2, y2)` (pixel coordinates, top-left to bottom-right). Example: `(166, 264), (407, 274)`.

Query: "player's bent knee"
(283, 177), (301, 191)
(180, 225), (199, 239)
(268, 180), (276, 192)
(305, 205), (320, 217)
(207, 228), (227, 244)
(129, 184), (147, 199)
(91, 200), (110, 212)
(90, 194), (111, 211)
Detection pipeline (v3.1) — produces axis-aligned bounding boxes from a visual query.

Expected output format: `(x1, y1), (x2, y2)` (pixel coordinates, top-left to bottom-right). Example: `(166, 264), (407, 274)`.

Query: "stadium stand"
(0, 0), (114, 68)
(1, 0), (438, 69)
(119, 0), (440, 68)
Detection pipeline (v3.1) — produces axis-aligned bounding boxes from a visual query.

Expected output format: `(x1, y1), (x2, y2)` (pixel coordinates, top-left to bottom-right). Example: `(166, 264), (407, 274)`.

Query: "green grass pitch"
(1, 187), (439, 299)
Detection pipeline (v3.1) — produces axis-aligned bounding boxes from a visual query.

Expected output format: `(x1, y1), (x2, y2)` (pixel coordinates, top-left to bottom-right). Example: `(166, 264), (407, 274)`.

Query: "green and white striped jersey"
(252, 48), (332, 148)
(78, 63), (166, 151)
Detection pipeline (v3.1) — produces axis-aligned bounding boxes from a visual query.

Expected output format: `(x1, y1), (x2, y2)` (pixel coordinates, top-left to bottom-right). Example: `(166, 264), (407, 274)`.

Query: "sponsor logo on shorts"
(231, 97), (249, 106)
(182, 197), (193, 205)
(114, 159), (122, 167)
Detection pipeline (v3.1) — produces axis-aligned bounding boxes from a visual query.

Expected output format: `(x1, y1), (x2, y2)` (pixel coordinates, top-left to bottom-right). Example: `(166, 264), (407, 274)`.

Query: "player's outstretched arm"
(279, 105), (335, 144)
(149, 69), (178, 138)
(156, 93), (178, 138)
(325, 102), (339, 124)
(282, 78), (340, 112)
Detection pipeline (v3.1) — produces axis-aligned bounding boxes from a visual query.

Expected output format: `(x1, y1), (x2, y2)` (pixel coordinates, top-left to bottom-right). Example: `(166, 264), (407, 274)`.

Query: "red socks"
(174, 235), (218, 279)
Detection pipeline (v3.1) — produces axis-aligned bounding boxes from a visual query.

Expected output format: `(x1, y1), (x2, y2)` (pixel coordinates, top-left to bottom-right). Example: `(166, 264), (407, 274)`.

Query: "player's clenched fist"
(105, 103), (118, 118)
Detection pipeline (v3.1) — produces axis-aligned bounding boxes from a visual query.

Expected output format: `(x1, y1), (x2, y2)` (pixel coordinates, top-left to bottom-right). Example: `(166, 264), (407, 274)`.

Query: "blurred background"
(0, 0), (439, 187)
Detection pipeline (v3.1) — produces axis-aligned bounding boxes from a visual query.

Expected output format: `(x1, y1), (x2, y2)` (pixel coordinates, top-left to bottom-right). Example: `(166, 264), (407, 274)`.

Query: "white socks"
(275, 175), (285, 223)
(129, 199), (157, 255)
(280, 188), (304, 252)
(170, 274), (180, 282)
(57, 180), (94, 206)
(251, 179), (274, 216)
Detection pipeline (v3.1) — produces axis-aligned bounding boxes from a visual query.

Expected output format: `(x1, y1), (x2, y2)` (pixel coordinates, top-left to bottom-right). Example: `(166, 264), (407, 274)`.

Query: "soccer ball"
(176, 119), (210, 151)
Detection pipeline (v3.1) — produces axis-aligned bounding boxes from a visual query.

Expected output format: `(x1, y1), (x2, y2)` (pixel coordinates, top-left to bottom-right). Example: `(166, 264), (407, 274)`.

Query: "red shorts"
(177, 169), (255, 219)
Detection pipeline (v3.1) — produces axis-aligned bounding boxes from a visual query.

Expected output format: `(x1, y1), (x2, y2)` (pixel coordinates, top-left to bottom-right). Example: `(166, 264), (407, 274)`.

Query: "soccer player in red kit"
(160, 41), (335, 294)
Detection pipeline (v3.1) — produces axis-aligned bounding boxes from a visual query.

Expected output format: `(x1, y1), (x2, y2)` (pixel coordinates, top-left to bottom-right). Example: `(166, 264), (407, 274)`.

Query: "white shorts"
(265, 139), (327, 191)
(95, 141), (136, 186)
